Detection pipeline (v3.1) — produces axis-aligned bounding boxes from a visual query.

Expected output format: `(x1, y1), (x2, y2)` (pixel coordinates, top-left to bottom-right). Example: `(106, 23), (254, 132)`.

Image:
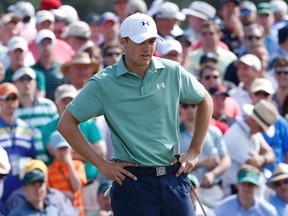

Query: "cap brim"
(238, 177), (259, 185)
(182, 9), (208, 20)
(266, 174), (288, 187)
(129, 33), (162, 44)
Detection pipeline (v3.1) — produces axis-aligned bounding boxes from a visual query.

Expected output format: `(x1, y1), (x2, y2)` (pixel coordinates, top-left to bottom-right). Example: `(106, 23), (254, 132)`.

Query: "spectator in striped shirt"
(13, 67), (58, 165)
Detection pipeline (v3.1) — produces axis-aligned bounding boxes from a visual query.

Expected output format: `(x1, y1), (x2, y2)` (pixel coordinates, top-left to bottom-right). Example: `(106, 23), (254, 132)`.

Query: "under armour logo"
(140, 19), (150, 29)
(156, 83), (166, 89)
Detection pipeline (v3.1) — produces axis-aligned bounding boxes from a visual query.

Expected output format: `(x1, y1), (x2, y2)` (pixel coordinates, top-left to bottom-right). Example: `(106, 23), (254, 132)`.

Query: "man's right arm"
(57, 109), (137, 185)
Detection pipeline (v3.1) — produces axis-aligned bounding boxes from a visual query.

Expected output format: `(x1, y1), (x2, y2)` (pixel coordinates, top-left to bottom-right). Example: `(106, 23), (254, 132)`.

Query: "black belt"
(125, 162), (181, 177)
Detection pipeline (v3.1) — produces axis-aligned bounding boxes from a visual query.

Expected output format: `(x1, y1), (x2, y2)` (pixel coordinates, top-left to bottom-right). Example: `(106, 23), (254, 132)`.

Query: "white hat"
(0, 13), (21, 25)
(250, 78), (275, 94)
(12, 67), (36, 81)
(52, 5), (79, 24)
(35, 29), (56, 44)
(270, 0), (288, 14)
(155, 2), (185, 21)
(158, 39), (183, 56)
(237, 54), (262, 71)
(127, 0), (148, 15)
(121, 13), (161, 44)
(8, 36), (28, 52)
(61, 21), (91, 39)
(0, 147), (10, 175)
(8, 1), (35, 20)
(54, 84), (78, 103)
(182, 1), (216, 20)
(266, 163), (288, 187)
(243, 100), (279, 137)
(50, 131), (70, 150)
(36, 10), (55, 24)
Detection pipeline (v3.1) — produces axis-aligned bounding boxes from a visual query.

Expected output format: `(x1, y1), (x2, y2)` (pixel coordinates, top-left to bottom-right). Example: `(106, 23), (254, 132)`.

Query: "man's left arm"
(176, 90), (213, 176)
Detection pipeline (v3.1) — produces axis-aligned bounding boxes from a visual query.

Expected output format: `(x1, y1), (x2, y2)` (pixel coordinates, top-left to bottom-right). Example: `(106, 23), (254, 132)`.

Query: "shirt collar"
(115, 55), (165, 77)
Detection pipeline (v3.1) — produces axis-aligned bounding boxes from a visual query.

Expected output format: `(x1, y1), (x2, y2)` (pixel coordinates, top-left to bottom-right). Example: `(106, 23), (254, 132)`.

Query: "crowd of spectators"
(0, 0), (288, 215)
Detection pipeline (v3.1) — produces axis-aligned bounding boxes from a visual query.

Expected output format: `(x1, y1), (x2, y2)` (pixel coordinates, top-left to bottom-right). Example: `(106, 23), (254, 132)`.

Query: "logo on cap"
(140, 19), (150, 29)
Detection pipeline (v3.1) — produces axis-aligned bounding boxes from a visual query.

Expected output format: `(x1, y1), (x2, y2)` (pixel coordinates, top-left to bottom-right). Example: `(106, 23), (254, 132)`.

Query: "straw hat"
(60, 52), (99, 75)
(243, 99), (279, 137)
(266, 163), (288, 187)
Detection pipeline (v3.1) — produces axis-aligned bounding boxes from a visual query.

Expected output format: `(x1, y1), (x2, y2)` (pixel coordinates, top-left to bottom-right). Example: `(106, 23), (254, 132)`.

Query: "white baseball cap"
(250, 78), (275, 94)
(121, 13), (161, 44)
(158, 39), (183, 56)
(182, 1), (216, 20)
(12, 67), (36, 81)
(35, 29), (56, 44)
(8, 36), (28, 52)
(155, 2), (185, 21)
(36, 10), (55, 24)
(237, 54), (262, 71)
(61, 21), (91, 39)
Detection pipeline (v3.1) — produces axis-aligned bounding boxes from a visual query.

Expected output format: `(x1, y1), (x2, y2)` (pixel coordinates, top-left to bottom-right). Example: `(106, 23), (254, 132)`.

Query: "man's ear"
(120, 37), (127, 47)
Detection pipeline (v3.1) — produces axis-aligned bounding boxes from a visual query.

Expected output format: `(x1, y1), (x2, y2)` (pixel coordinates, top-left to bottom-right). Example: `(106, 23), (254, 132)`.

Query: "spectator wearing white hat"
(32, 29), (66, 101)
(2, 36), (40, 90)
(229, 54), (262, 114)
(13, 66), (59, 165)
(28, 10), (74, 65)
(51, 4), (79, 40)
(61, 21), (94, 54)
(270, 0), (288, 32)
(0, 13), (22, 47)
(158, 39), (183, 64)
(8, 1), (37, 44)
(249, 78), (288, 172)
(182, 1), (218, 47)
(0, 147), (10, 215)
(239, 1), (257, 26)
(154, 2), (185, 53)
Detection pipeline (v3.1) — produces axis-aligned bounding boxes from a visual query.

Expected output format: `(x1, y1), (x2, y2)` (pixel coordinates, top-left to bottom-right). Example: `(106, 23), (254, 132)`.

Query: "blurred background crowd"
(0, 0), (287, 215)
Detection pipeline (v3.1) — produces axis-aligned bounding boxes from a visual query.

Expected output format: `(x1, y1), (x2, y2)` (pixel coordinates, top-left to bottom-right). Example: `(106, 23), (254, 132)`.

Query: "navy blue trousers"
(110, 168), (195, 216)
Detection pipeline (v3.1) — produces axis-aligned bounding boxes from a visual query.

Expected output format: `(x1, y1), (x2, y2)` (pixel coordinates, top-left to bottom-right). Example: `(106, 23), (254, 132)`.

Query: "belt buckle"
(156, 166), (166, 176)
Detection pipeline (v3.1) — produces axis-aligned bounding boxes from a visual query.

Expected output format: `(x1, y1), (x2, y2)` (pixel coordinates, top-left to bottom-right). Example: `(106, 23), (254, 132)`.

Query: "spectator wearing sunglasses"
(0, 83), (36, 203)
(239, 1), (257, 26)
(180, 101), (231, 208)
(272, 57), (288, 113)
(185, 20), (237, 77)
(102, 40), (123, 68)
(199, 63), (241, 122)
(249, 78), (288, 172)
(266, 163), (288, 216)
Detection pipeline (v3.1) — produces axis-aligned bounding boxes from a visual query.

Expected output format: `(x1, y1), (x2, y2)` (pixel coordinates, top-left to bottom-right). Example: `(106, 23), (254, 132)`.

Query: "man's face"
(23, 181), (47, 205)
(272, 178), (288, 202)
(200, 26), (218, 48)
(120, 37), (156, 70)
(236, 182), (258, 200)
(0, 93), (19, 116)
(200, 68), (221, 90)
(9, 49), (26, 68)
(212, 94), (227, 117)
(274, 66), (288, 89)
(14, 75), (37, 97)
(236, 62), (257, 85)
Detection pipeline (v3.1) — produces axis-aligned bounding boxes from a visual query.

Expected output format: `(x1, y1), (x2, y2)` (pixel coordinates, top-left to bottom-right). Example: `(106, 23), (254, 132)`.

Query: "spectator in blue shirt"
(266, 163), (288, 216)
(214, 164), (277, 216)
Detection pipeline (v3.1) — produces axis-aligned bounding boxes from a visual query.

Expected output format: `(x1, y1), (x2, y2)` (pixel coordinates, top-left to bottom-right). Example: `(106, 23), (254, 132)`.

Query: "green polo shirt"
(67, 56), (205, 166)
